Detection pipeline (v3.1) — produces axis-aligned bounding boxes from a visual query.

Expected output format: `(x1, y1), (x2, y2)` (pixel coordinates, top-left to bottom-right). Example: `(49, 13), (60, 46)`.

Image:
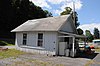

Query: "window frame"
(22, 33), (27, 45)
(37, 33), (43, 47)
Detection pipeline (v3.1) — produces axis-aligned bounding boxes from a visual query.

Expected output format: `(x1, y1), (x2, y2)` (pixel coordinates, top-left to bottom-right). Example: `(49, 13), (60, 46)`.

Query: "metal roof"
(11, 15), (70, 32)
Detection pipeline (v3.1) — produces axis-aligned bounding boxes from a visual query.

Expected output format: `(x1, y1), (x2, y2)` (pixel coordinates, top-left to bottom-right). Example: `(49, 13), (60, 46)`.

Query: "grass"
(0, 49), (25, 59)
(27, 59), (64, 66)
(0, 49), (64, 66)
(0, 40), (14, 46)
(4, 57), (64, 66)
(11, 59), (64, 66)
(95, 48), (100, 52)
(85, 60), (94, 66)
(93, 47), (100, 52)
(85, 60), (100, 66)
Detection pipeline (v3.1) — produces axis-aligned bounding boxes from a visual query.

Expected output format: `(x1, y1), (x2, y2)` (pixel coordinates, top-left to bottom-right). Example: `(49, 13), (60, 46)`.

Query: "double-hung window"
(37, 33), (43, 47)
(23, 33), (27, 45)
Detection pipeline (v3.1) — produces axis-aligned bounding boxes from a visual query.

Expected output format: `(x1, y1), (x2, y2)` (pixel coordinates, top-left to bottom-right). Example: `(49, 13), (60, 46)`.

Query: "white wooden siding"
(15, 31), (57, 52)
(15, 33), (23, 46)
(27, 32), (37, 47)
(44, 32), (57, 51)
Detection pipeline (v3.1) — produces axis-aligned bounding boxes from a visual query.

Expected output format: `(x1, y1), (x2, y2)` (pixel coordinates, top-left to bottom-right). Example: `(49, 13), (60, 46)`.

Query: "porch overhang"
(58, 31), (86, 38)
(58, 31), (86, 57)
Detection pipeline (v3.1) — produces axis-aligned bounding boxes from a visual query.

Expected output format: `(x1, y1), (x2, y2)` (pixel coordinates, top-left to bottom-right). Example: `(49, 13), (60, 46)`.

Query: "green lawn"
(0, 49), (25, 59)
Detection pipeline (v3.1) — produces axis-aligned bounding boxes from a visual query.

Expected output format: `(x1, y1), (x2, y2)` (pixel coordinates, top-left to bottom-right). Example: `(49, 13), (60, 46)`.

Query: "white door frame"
(58, 36), (75, 56)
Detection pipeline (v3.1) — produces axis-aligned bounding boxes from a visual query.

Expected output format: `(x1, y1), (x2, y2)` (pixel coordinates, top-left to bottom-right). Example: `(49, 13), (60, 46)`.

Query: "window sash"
(37, 33), (43, 47)
(38, 33), (43, 39)
(23, 33), (27, 45)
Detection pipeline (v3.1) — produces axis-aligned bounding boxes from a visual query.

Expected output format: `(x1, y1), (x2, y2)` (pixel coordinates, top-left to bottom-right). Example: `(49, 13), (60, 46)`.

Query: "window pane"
(37, 33), (43, 47)
(38, 40), (43, 46)
(23, 33), (27, 39)
(23, 33), (27, 45)
(23, 40), (26, 45)
(38, 33), (43, 39)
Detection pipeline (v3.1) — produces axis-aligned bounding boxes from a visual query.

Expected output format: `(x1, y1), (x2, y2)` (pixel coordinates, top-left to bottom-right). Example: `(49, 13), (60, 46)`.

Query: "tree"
(71, 12), (80, 28)
(0, 0), (14, 38)
(94, 28), (99, 39)
(60, 7), (79, 28)
(0, 0), (52, 38)
(85, 30), (94, 42)
(77, 28), (83, 35)
(28, 2), (52, 19)
(44, 10), (53, 17)
(60, 7), (72, 15)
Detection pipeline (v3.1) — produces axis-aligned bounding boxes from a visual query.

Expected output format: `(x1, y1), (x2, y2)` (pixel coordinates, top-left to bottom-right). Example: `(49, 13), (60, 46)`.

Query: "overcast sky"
(30, 0), (100, 34)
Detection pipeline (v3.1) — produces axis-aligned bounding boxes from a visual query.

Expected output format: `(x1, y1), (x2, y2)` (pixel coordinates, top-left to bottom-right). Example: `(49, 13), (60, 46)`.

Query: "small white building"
(11, 15), (85, 57)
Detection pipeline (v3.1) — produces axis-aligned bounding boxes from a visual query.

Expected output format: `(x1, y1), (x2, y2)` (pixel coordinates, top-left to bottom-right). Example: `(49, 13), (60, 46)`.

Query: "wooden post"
(72, 37), (75, 57)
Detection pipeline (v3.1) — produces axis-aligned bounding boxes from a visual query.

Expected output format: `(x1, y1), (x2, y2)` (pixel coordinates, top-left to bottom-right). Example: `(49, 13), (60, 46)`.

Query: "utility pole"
(72, 0), (75, 24)
(72, 0), (75, 57)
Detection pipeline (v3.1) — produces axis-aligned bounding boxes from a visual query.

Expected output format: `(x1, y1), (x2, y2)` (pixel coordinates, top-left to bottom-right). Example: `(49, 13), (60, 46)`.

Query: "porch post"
(72, 37), (75, 57)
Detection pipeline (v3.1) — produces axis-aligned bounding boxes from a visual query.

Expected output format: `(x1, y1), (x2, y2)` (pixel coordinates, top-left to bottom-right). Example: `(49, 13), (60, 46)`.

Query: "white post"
(72, 37), (75, 57)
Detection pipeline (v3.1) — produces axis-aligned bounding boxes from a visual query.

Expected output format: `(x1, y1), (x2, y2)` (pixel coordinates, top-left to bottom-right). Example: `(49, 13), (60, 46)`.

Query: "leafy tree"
(44, 10), (53, 17)
(60, 7), (72, 15)
(71, 12), (80, 28)
(94, 28), (99, 39)
(60, 7), (79, 28)
(0, 0), (14, 38)
(85, 30), (94, 42)
(11, 0), (30, 28)
(28, 2), (52, 19)
(0, 0), (52, 38)
(77, 28), (83, 35)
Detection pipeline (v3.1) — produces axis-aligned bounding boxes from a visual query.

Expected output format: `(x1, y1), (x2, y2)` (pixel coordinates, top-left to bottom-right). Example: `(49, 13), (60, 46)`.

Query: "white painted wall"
(15, 31), (58, 53)
(15, 32), (23, 47)
(27, 32), (37, 47)
(44, 32), (57, 52)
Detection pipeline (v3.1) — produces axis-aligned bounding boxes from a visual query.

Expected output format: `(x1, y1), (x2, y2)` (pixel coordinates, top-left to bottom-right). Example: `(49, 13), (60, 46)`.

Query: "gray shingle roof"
(11, 15), (70, 32)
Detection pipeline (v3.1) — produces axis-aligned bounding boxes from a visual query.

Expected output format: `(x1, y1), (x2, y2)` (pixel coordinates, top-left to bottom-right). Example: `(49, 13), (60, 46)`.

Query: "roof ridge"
(28, 15), (70, 21)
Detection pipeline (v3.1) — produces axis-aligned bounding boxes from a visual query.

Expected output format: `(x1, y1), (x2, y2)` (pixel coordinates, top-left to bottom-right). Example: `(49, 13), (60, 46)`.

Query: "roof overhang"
(58, 31), (87, 38)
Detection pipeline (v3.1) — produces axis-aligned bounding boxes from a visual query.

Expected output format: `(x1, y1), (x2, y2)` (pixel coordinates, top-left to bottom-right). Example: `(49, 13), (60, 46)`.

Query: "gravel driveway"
(90, 53), (100, 66)
(0, 52), (91, 66)
(0, 46), (99, 66)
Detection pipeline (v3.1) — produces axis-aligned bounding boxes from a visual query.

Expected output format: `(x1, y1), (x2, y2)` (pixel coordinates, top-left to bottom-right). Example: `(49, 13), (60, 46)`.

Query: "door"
(59, 42), (66, 55)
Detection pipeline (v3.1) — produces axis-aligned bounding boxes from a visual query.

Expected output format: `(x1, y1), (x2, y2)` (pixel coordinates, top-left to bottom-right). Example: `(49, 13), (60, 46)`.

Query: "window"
(37, 33), (43, 47)
(23, 33), (27, 45)
(94, 41), (100, 43)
